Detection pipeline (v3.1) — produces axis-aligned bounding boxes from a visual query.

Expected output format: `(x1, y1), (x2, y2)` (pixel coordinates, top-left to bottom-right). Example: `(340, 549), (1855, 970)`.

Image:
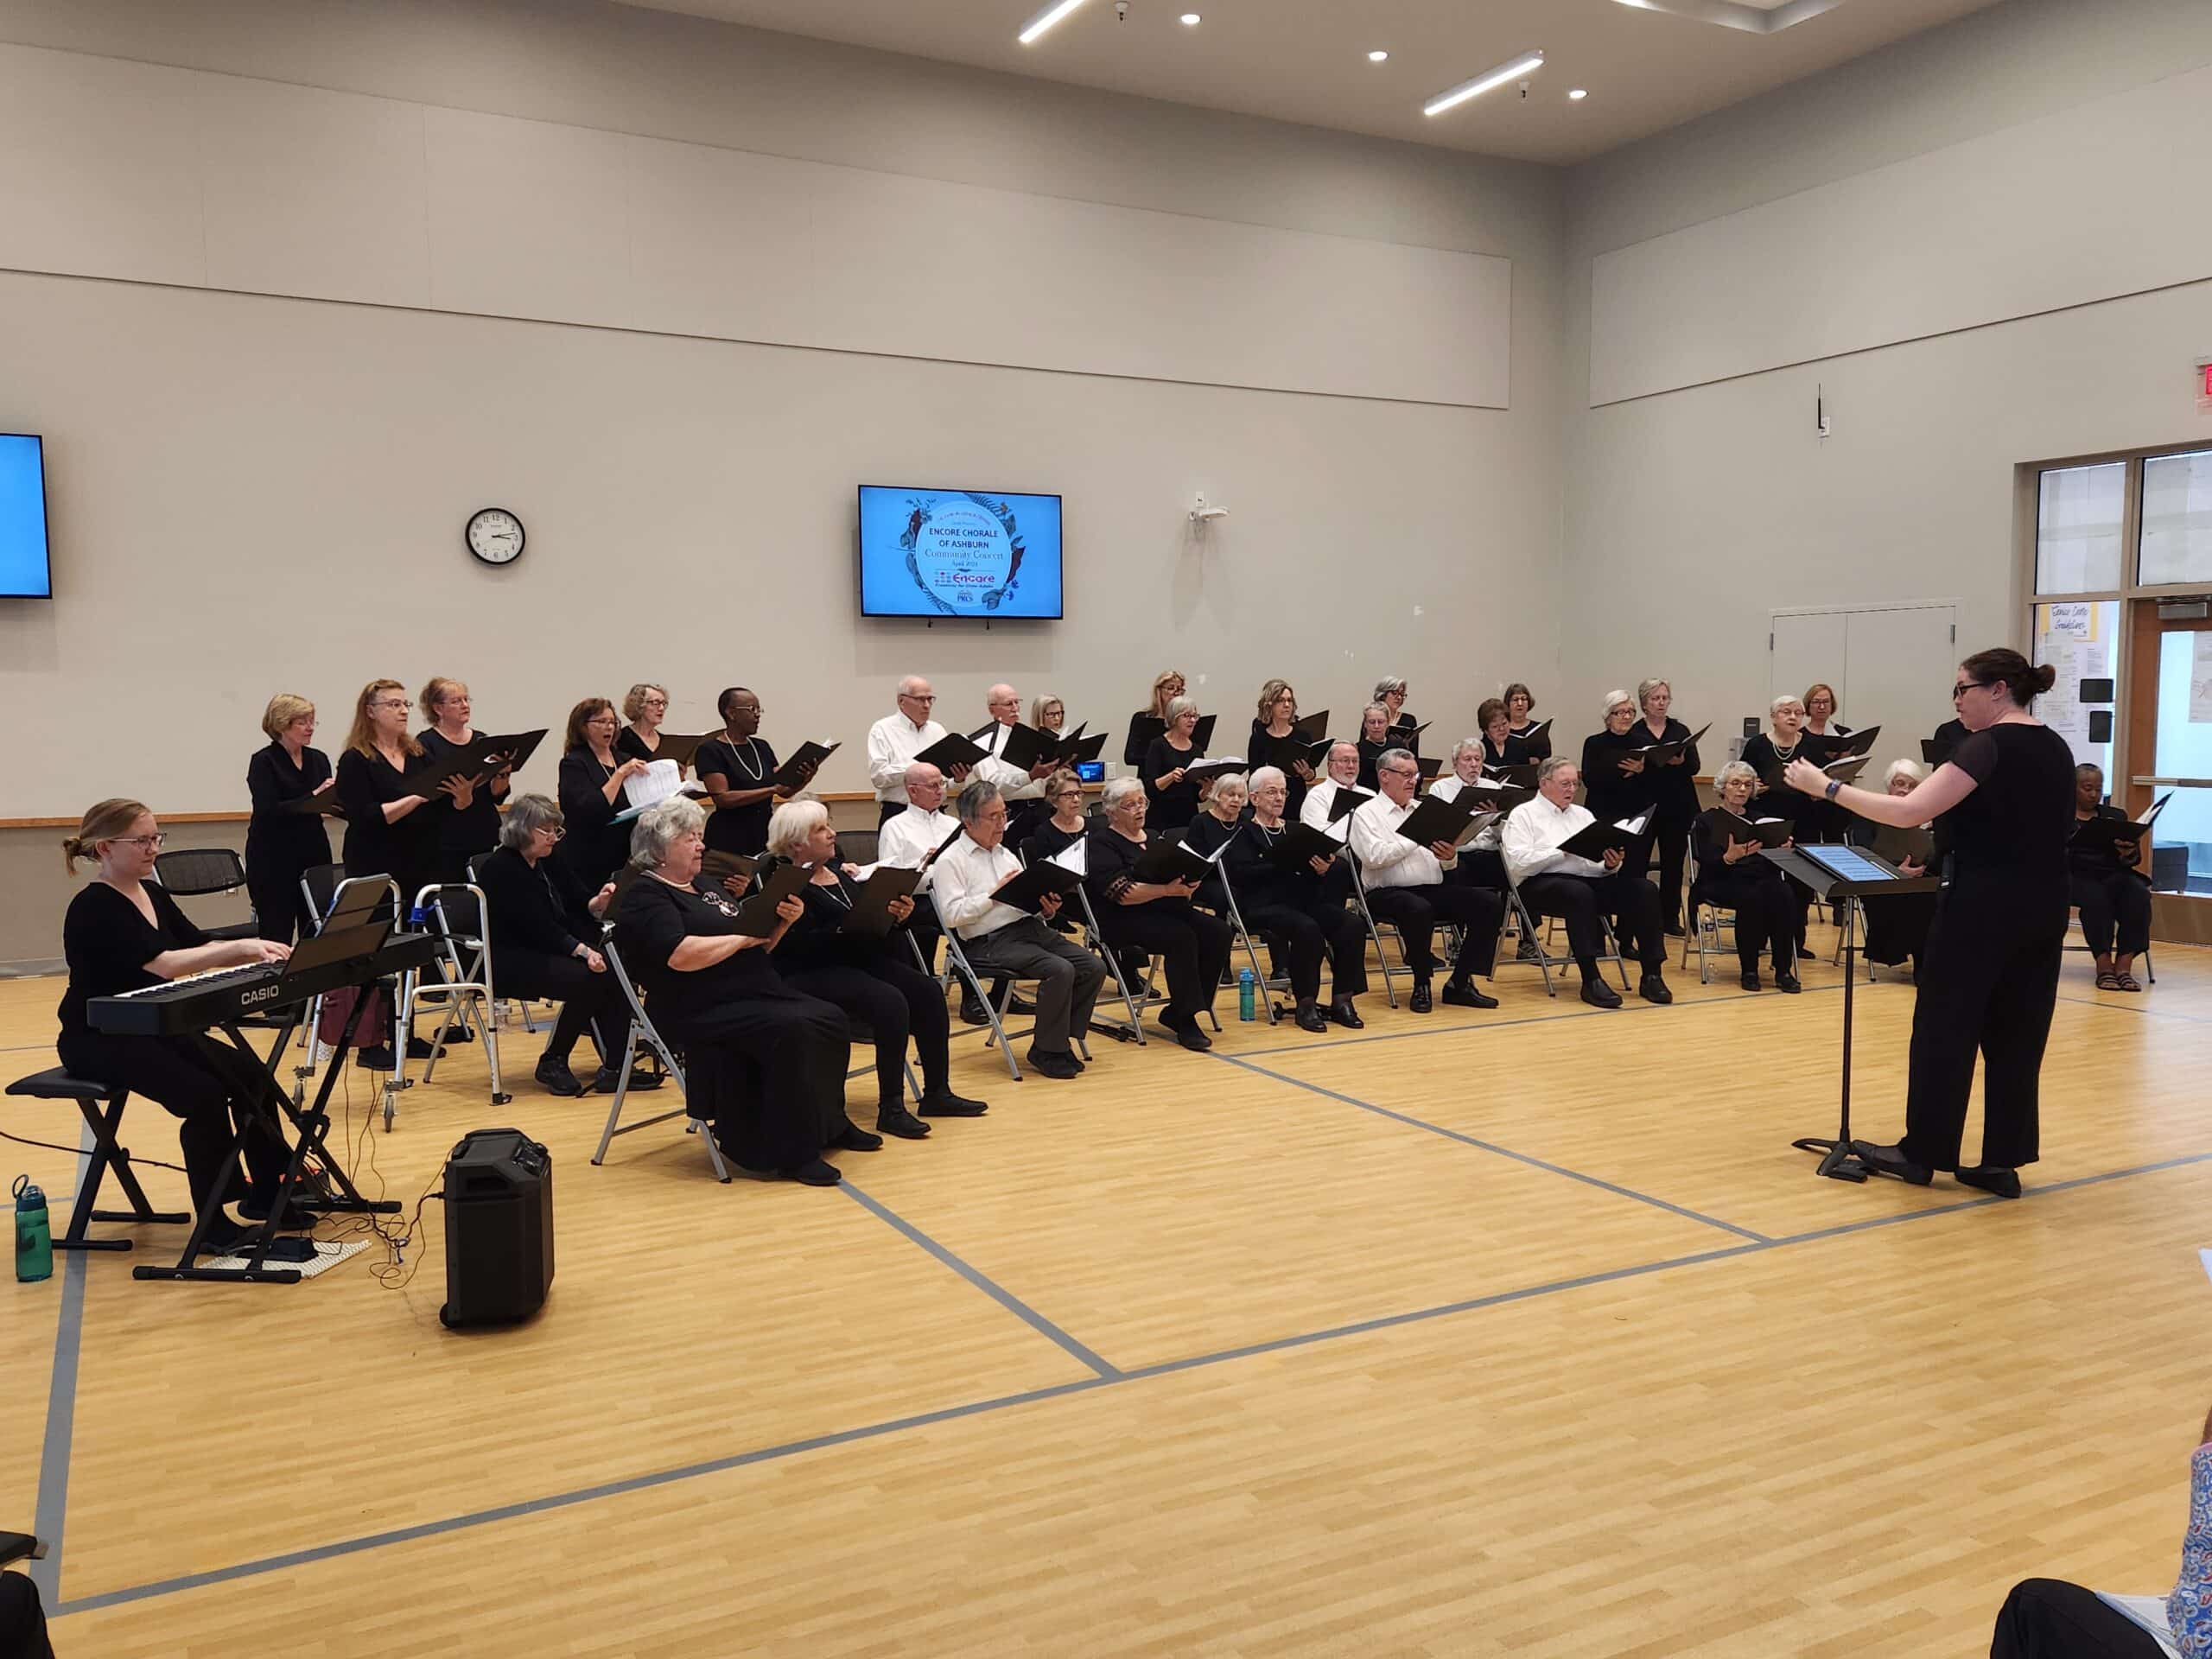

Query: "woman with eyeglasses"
(334, 677), (449, 910)
(558, 696), (652, 889)
(615, 683), (678, 766)
(1030, 694), (1068, 736)
(696, 685), (806, 859)
(1140, 696), (1209, 832)
(416, 676), (511, 884)
(1124, 668), (1187, 767)
(1784, 648), (2072, 1200)
(1021, 769), (1091, 865)
(1250, 678), (1315, 819)
(56, 798), (303, 1255)
(245, 692), (334, 944)
(1503, 683), (1552, 762)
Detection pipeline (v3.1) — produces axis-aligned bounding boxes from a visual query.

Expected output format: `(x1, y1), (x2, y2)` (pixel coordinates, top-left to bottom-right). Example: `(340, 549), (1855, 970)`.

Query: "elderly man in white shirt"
(875, 761), (958, 972)
(1300, 741), (1370, 831)
(1427, 735), (1511, 893)
(1502, 756), (1672, 1009)
(931, 781), (1105, 1081)
(1348, 747), (1503, 1013)
(868, 675), (966, 827)
(974, 682), (1055, 844)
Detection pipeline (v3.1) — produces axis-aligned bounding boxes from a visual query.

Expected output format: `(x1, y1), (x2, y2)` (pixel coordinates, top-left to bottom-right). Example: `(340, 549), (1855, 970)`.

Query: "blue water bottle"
(1238, 968), (1256, 1022)
(14, 1173), (53, 1284)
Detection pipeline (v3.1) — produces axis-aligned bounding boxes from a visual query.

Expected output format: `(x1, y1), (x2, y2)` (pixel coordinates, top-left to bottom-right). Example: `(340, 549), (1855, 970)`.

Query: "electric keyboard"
(89, 932), (440, 1038)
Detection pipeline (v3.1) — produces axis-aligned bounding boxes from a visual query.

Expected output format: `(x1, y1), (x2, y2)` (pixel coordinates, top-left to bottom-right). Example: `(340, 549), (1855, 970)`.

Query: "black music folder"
(728, 858), (811, 937)
(1465, 778), (1535, 811)
(1830, 724), (1881, 760)
(914, 731), (989, 773)
(1325, 786), (1375, 823)
(1126, 713), (1167, 758)
(1517, 718), (1553, 742)
(1185, 756), (1248, 785)
(1921, 738), (1955, 766)
(991, 859), (1084, 915)
(1483, 762), (1538, 787)
(1416, 755), (1445, 781)
(279, 787), (348, 818)
(1059, 730), (1109, 766)
(1393, 792), (1483, 849)
(992, 722), (1054, 772)
(840, 866), (923, 937)
(1192, 714), (1218, 753)
(652, 732), (711, 769)
(1389, 719), (1432, 747)
(1821, 753), (1873, 784)
(1869, 823), (1935, 866)
(767, 740), (838, 791)
(1133, 836), (1230, 886)
(1265, 821), (1347, 868)
(2070, 793), (2171, 847)
(1632, 721), (1710, 763)
(1294, 709), (1331, 741)
(1557, 810), (1653, 862)
(699, 850), (757, 893)
(1715, 810), (1793, 850)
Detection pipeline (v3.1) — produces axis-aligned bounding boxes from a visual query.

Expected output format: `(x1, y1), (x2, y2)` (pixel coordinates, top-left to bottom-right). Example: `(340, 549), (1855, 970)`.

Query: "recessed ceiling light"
(1179, 11), (1201, 23)
(1568, 87), (1587, 100)
(1017, 0), (1087, 46)
(1368, 48), (1389, 62)
(1423, 48), (1543, 118)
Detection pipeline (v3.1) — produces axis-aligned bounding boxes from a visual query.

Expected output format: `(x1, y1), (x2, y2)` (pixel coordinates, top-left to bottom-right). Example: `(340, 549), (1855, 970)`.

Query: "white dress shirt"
(975, 720), (1045, 801)
(1350, 793), (1454, 890)
(1300, 778), (1366, 831)
(877, 805), (958, 890)
(1427, 774), (1503, 849)
(930, 836), (1027, 939)
(1503, 793), (1608, 883)
(867, 713), (949, 804)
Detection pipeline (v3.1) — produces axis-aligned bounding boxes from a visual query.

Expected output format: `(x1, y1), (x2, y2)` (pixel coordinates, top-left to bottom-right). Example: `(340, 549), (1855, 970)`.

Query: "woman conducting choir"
(760, 799), (989, 1140)
(1847, 759), (1938, 980)
(2069, 762), (2152, 992)
(611, 798), (867, 1187)
(1030, 694), (1067, 735)
(1022, 769), (1090, 865)
(1503, 683), (1552, 761)
(1085, 777), (1232, 1051)
(245, 692), (334, 944)
(416, 676), (510, 884)
(558, 697), (650, 888)
(474, 794), (635, 1098)
(1228, 766), (1369, 1032)
(334, 678), (447, 910)
(1140, 696), (1207, 831)
(1634, 677), (1700, 934)
(615, 683), (677, 766)
(696, 686), (807, 859)
(1251, 678), (1316, 817)
(1690, 761), (1801, 993)
(1124, 668), (1187, 766)
(1783, 648), (2073, 1198)
(57, 799), (302, 1253)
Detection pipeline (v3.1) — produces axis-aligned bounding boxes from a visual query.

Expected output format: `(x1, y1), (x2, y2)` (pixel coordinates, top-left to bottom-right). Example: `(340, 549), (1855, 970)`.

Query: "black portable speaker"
(439, 1128), (553, 1330)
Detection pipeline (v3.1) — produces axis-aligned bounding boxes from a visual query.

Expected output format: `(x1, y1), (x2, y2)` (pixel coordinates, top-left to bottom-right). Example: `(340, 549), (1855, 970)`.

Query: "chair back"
(152, 846), (248, 897)
(838, 828), (881, 866)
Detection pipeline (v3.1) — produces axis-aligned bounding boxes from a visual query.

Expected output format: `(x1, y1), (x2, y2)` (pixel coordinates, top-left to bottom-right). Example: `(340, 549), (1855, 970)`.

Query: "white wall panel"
(1589, 61), (2212, 406)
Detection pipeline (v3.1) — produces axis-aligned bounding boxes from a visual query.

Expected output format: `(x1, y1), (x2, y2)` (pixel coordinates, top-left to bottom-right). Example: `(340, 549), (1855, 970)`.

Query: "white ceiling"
(613, 0), (2006, 165)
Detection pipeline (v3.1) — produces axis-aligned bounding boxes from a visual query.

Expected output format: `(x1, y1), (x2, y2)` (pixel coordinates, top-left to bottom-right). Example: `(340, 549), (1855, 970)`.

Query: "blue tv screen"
(0, 435), (50, 598)
(858, 486), (1063, 619)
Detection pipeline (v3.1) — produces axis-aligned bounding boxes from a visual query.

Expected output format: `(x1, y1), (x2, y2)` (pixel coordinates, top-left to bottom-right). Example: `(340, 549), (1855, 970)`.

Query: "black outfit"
(1633, 717), (1701, 928)
(611, 875), (852, 1174)
(1140, 736), (1205, 831)
(1084, 824), (1232, 1027)
(334, 746), (437, 908)
(1690, 809), (1796, 976)
(1507, 720), (1552, 762)
(768, 862), (954, 1109)
(1989, 1579), (2166, 1658)
(1738, 732), (1812, 829)
(1354, 735), (1394, 792)
(244, 740), (333, 943)
(1218, 817), (1368, 1003)
(1901, 722), (2075, 1173)
(1021, 817), (1089, 866)
(557, 748), (630, 889)
(0, 1573), (54, 1659)
(476, 845), (627, 1068)
(56, 882), (293, 1223)
(1479, 734), (1530, 770)
(1846, 816), (1936, 969)
(1386, 714), (1421, 755)
(1580, 727), (1658, 826)
(1179, 810), (1246, 913)
(416, 728), (508, 884)
(1930, 716), (1968, 760)
(1363, 874), (1503, 986)
(1122, 710), (1164, 768)
(2069, 804), (2153, 960)
(614, 727), (668, 766)
(1249, 719), (1312, 820)
(695, 734), (781, 857)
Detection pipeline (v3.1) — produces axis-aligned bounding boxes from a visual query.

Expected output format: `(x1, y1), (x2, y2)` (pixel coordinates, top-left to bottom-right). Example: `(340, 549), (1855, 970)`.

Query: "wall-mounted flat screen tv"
(0, 435), (50, 598)
(857, 486), (1062, 619)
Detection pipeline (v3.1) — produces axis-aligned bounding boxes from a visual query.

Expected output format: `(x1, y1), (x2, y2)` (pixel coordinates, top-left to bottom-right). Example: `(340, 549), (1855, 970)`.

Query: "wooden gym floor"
(3, 923), (2209, 1657)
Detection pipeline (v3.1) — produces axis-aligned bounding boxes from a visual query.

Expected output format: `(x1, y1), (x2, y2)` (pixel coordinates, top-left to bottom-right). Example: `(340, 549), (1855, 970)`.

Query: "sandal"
(2094, 971), (2121, 991)
(2116, 973), (2143, 993)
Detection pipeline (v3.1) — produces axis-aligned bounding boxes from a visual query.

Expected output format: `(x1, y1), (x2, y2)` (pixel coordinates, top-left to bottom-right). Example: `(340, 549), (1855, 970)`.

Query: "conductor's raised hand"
(1783, 757), (1829, 797)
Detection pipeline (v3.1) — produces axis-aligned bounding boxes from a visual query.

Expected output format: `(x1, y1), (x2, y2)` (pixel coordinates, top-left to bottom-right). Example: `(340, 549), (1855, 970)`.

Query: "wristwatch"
(1824, 779), (1844, 800)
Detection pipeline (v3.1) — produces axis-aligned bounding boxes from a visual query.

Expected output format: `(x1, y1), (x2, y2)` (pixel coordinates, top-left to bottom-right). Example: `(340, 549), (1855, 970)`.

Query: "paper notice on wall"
(2038, 633), (2090, 758)
(2191, 634), (2212, 724)
(2048, 601), (2093, 638)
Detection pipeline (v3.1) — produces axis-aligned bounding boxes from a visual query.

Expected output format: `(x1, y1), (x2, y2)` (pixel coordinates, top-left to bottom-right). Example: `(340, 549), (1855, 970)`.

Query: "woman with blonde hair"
(245, 691), (334, 943)
(1029, 694), (1067, 735)
(416, 675), (510, 883)
(1250, 678), (1315, 817)
(1123, 668), (1187, 766)
(615, 682), (677, 766)
(333, 677), (443, 908)
(56, 798), (302, 1252)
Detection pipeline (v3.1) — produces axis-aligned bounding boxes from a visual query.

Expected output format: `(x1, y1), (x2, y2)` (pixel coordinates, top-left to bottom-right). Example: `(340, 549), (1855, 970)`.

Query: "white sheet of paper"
(622, 759), (688, 810)
(1049, 842), (1088, 876)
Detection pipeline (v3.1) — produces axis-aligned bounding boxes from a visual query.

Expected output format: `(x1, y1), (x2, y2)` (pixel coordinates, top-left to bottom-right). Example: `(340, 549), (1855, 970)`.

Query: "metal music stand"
(1764, 842), (1942, 1184)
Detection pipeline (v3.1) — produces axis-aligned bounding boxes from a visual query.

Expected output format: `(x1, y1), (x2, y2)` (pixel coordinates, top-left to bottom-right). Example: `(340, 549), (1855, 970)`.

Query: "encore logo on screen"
(900, 493), (1028, 614)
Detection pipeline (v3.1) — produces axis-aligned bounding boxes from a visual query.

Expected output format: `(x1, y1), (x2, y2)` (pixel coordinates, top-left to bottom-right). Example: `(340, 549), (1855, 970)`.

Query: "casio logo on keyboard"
(239, 982), (283, 1007)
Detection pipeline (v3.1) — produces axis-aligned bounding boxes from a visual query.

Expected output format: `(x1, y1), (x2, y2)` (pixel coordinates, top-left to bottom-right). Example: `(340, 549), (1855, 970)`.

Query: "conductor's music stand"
(1763, 842), (1942, 1184)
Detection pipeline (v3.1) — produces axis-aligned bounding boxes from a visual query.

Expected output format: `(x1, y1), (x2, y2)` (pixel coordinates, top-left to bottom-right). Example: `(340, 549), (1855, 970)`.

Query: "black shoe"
(959, 996), (991, 1027)
(535, 1057), (586, 1096)
(1294, 1001), (1329, 1033)
(918, 1087), (989, 1117)
(1408, 981), (1433, 1014)
(1955, 1165), (2022, 1199)
(1515, 937), (1541, 962)
(785, 1159), (843, 1186)
(1662, 921), (1687, 938)
(1170, 1020), (1212, 1052)
(832, 1121), (884, 1153)
(1739, 970), (1763, 992)
(1774, 972), (1802, 995)
(442, 1024), (476, 1044)
(237, 1191), (317, 1231)
(355, 1045), (397, 1071)
(195, 1213), (257, 1255)
(1580, 979), (1622, 1009)
(1855, 1141), (1933, 1186)
(1328, 1000), (1364, 1029)
(1440, 981), (1498, 1010)
(591, 1062), (662, 1093)
(1638, 975), (1673, 1006)
(877, 1104), (932, 1140)
(1025, 1048), (1083, 1079)
(405, 1035), (443, 1061)
(1005, 993), (1037, 1014)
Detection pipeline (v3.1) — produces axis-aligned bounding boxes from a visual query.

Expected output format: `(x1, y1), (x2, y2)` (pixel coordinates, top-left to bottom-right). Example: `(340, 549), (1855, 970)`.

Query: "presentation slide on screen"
(859, 486), (1063, 619)
(0, 435), (50, 598)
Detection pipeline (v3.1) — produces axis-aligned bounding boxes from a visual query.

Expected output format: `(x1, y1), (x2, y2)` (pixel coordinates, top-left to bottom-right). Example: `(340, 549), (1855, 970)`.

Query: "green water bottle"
(14, 1173), (53, 1283)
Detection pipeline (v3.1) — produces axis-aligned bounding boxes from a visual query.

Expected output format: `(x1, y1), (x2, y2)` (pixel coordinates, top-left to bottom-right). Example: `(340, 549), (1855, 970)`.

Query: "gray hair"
(630, 796), (706, 868)
(765, 798), (830, 857)
(1637, 678), (1670, 710)
(1375, 746), (1418, 779)
(1451, 736), (1482, 765)
(1102, 776), (1146, 810)
(1886, 759), (1930, 791)
(1209, 772), (1249, 801)
(1164, 696), (1198, 725)
(1714, 760), (1759, 796)
(897, 674), (929, 697)
(1249, 766), (1287, 793)
(499, 792), (564, 849)
(1770, 693), (1805, 718)
(1535, 754), (1578, 788)
(1371, 676), (1408, 702)
(1601, 688), (1634, 718)
(956, 779), (1004, 825)
(1327, 740), (1359, 767)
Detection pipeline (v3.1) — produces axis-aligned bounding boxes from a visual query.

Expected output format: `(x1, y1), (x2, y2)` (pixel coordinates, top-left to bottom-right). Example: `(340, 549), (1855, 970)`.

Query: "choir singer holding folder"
(868, 676), (964, 827)
(696, 686), (805, 858)
(1348, 749), (1501, 1014)
(245, 692), (334, 944)
(557, 697), (649, 889)
(1503, 758), (1673, 1009)
(335, 677), (448, 910)
(1086, 777), (1231, 1050)
(1229, 766), (1369, 1030)
(1690, 761), (1801, 993)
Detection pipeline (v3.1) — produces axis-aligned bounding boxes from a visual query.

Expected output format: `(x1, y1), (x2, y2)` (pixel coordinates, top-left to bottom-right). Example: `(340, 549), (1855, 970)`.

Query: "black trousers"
(877, 800), (904, 827)
(1101, 904), (1232, 1023)
(1243, 899), (1370, 1001)
(1902, 890), (2064, 1171)
(2071, 870), (2152, 958)
(1646, 817), (1689, 927)
(1517, 871), (1666, 974)
(0, 1573), (54, 1659)
(498, 946), (629, 1066)
(782, 957), (951, 1105)
(1694, 869), (1796, 973)
(247, 849), (321, 945)
(664, 992), (852, 1173)
(1364, 883), (1502, 981)
(1861, 890), (1936, 967)
(56, 1030), (293, 1221)
(1989, 1579), (2165, 1658)
(1455, 848), (1508, 893)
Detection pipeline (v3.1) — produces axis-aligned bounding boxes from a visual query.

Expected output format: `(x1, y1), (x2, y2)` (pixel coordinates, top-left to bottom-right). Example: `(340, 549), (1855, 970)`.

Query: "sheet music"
(622, 759), (702, 810)
(1049, 841), (1088, 877)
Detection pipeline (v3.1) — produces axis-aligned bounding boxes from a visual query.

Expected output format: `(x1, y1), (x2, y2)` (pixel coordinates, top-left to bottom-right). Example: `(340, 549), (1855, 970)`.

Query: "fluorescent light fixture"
(1423, 49), (1543, 118)
(1568, 87), (1587, 99)
(1368, 48), (1389, 61)
(1179, 10), (1201, 22)
(1608, 0), (1847, 35)
(1018, 0), (1087, 45)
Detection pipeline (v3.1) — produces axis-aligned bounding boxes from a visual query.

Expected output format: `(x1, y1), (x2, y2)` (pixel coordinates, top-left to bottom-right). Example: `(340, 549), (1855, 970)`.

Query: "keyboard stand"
(134, 988), (403, 1285)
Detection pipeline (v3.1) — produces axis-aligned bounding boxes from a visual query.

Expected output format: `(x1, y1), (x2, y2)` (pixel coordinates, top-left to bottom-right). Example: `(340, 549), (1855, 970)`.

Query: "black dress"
(1738, 732), (1810, 828)
(1217, 817), (1368, 1003)
(1901, 721), (2075, 1171)
(2067, 804), (2153, 960)
(334, 746), (437, 909)
(695, 734), (781, 857)
(611, 874), (852, 1173)
(1580, 728), (1658, 827)
(614, 727), (667, 766)
(1478, 734), (1530, 770)
(416, 728), (508, 885)
(1354, 736), (1391, 792)
(557, 748), (630, 890)
(1021, 817), (1089, 866)
(476, 844), (626, 1065)
(1141, 735), (1204, 830)
(1248, 719), (1312, 821)
(57, 882), (291, 1217)
(1084, 823), (1231, 1027)
(1508, 721), (1553, 762)
(244, 741), (333, 943)
(1689, 808), (1796, 975)
(1634, 717), (1701, 928)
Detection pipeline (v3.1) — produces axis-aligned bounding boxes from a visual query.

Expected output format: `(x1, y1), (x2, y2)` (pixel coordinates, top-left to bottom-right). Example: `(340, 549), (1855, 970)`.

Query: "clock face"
(466, 508), (524, 566)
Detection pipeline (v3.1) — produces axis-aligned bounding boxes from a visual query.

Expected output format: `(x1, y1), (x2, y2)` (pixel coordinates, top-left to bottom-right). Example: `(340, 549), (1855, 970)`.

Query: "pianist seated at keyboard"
(55, 798), (305, 1254)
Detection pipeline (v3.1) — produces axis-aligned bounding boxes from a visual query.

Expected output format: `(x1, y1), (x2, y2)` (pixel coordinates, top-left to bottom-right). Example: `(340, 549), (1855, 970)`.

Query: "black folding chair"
(153, 847), (259, 941)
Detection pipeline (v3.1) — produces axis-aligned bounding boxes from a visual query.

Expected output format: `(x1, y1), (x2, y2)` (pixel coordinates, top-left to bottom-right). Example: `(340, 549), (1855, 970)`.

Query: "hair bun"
(2032, 663), (2058, 694)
